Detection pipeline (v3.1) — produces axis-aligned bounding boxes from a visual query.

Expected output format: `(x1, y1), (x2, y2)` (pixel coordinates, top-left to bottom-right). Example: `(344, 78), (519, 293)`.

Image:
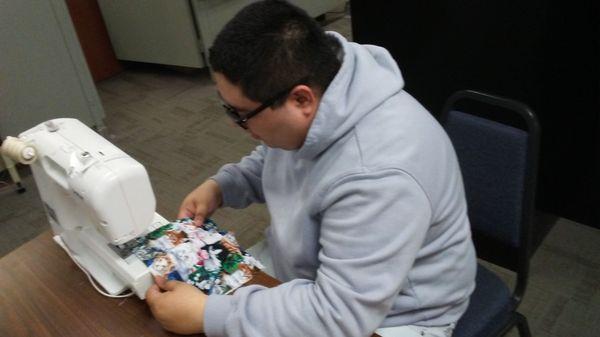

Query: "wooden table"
(0, 230), (380, 337)
(0, 230), (277, 337)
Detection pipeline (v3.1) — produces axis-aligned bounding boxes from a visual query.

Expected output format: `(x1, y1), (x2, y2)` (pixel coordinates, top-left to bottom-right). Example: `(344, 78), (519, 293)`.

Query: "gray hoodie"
(206, 32), (476, 337)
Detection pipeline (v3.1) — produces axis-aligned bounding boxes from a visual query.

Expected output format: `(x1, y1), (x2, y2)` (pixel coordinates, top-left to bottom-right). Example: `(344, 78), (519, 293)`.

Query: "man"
(145, 1), (476, 336)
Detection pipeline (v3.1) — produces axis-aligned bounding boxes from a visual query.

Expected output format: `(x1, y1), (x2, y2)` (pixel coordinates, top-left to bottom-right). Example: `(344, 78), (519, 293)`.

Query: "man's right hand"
(177, 179), (223, 226)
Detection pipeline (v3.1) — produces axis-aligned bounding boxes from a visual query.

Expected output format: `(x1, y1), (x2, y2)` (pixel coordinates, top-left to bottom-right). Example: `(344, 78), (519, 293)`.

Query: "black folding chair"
(440, 90), (540, 337)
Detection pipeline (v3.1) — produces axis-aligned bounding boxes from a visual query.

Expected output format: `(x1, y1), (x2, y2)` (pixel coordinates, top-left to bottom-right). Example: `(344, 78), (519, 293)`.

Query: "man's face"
(213, 72), (319, 150)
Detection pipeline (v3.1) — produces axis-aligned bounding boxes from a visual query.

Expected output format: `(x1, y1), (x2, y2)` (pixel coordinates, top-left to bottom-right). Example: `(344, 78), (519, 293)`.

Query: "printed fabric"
(131, 218), (263, 295)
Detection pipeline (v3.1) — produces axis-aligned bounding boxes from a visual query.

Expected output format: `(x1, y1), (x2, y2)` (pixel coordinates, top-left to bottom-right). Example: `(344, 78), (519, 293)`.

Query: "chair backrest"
(440, 90), (540, 301)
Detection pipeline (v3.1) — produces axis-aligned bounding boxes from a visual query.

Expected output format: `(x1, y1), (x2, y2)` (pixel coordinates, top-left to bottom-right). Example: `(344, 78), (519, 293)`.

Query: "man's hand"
(178, 179), (223, 225)
(146, 276), (208, 335)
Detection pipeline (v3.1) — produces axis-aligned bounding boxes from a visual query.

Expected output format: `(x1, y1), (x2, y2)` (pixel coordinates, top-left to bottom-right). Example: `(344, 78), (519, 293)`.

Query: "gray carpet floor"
(1, 13), (598, 337)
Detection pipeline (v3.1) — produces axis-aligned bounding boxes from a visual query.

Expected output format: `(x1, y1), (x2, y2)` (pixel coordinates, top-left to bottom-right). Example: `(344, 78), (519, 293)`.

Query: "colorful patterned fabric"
(131, 218), (263, 295)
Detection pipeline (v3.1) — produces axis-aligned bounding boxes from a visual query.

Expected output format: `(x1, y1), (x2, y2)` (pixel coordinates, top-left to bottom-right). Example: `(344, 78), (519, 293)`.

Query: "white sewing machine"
(1, 118), (168, 299)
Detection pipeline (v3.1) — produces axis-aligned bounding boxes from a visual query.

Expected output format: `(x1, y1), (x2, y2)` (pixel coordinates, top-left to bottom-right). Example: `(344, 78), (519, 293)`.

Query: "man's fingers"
(145, 284), (162, 304)
(154, 275), (181, 291)
(177, 206), (205, 226)
(193, 215), (205, 226)
(162, 280), (181, 291)
(177, 206), (194, 220)
(153, 275), (168, 290)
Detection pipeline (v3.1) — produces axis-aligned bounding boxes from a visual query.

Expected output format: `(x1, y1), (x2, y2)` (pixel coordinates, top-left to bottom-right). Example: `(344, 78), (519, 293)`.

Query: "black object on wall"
(350, 0), (600, 229)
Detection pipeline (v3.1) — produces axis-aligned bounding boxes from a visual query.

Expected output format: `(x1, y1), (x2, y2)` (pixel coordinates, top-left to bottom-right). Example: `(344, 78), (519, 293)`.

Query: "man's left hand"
(146, 276), (207, 335)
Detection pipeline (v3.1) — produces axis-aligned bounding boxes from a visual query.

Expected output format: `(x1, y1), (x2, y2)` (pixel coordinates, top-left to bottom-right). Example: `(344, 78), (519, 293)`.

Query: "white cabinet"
(0, 0), (105, 137)
(96, 0), (207, 68)
(97, 0), (345, 68)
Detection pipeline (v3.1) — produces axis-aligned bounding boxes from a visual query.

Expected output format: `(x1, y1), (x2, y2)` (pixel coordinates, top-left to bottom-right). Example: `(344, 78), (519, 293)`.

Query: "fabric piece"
(131, 218), (263, 295)
(245, 239), (275, 277)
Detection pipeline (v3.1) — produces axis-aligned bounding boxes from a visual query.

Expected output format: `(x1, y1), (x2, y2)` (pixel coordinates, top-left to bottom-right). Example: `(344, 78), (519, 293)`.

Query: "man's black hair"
(209, 0), (341, 105)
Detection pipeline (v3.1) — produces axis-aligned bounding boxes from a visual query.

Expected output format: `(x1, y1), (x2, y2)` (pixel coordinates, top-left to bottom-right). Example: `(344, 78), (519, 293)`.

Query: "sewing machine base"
(53, 213), (169, 299)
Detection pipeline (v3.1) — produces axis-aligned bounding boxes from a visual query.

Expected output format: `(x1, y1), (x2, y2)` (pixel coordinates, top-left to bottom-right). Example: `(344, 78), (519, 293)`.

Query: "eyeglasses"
(220, 79), (307, 129)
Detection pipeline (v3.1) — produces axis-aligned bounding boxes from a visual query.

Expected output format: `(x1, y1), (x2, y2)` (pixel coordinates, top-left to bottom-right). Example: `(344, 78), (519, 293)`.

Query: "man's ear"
(289, 85), (319, 117)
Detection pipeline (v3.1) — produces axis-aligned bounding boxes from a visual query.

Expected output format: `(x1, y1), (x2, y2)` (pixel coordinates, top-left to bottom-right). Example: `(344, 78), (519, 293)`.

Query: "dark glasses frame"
(221, 78), (308, 129)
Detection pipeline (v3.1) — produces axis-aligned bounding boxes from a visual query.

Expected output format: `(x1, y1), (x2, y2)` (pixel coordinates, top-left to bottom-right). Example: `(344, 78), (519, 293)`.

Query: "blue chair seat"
(454, 265), (515, 337)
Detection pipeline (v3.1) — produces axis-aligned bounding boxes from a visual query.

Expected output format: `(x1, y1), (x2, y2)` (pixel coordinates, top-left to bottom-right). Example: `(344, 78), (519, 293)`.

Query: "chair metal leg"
(515, 313), (531, 337)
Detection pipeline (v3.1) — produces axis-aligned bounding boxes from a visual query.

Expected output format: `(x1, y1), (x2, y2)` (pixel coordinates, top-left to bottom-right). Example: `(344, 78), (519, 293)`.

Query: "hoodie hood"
(296, 31), (405, 159)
